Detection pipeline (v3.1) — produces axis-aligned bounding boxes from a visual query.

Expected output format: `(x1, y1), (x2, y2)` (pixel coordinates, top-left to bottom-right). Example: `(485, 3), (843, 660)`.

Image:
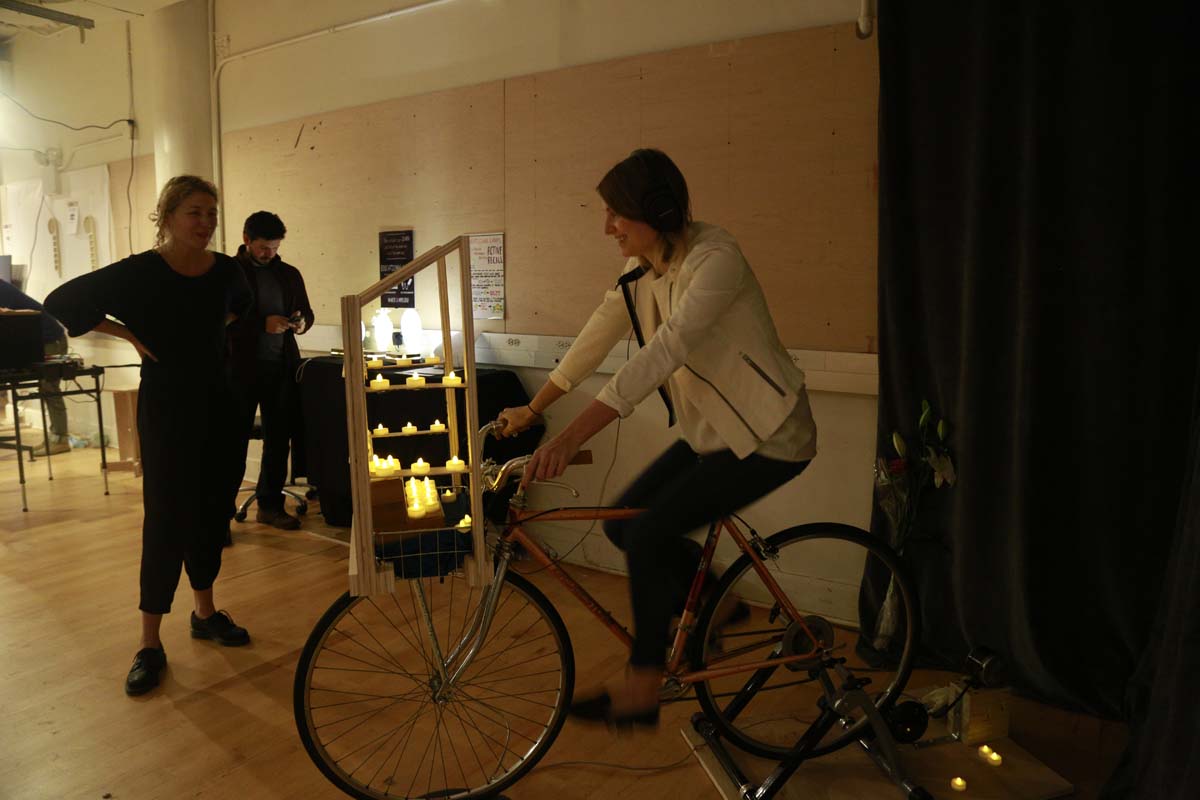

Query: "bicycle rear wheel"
(294, 570), (574, 799)
(692, 522), (917, 760)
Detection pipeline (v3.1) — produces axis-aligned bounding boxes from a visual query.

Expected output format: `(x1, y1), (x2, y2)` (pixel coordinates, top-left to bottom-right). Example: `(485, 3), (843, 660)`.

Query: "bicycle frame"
(436, 503), (828, 696)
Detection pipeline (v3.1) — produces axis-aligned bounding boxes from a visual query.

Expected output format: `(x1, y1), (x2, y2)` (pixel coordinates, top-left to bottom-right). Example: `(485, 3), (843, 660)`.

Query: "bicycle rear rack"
(690, 657), (933, 800)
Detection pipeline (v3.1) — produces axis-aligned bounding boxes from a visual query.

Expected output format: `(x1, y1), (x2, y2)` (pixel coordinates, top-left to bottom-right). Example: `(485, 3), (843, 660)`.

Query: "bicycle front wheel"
(294, 570), (574, 799)
(692, 522), (917, 760)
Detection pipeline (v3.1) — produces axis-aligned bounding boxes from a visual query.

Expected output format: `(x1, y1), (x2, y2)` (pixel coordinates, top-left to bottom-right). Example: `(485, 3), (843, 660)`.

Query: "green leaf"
(937, 419), (947, 441)
(892, 431), (907, 458)
(918, 405), (932, 429)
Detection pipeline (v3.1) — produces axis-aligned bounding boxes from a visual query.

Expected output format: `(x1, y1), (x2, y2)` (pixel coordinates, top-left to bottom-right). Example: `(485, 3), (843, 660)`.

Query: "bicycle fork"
(421, 551), (515, 702)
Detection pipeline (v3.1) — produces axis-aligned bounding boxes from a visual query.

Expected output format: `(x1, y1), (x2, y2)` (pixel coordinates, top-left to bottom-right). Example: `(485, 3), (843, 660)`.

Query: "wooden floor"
(0, 443), (1127, 800)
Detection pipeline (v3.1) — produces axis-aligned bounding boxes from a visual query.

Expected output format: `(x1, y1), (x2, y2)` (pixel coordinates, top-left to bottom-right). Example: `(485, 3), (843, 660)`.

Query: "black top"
(0, 278), (66, 343)
(44, 250), (252, 380)
(253, 264), (286, 361)
(227, 245), (314, 383)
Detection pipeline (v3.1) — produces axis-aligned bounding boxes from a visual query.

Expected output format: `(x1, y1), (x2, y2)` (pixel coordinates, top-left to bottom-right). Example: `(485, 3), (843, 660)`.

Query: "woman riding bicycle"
(497, 148), (818, 727)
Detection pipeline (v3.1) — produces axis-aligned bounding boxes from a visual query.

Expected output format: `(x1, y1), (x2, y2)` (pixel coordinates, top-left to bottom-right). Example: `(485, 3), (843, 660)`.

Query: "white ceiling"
(0, 0), (177, 43)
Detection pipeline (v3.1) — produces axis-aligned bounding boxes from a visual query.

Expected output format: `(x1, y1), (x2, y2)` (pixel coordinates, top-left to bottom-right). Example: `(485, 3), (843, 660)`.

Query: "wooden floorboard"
(0, 443), (1125, 799)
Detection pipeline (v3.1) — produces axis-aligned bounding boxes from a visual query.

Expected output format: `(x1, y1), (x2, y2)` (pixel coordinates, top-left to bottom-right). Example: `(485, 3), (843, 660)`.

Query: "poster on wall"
(379, 228), (415, 308)
(468, 232), (504, 320)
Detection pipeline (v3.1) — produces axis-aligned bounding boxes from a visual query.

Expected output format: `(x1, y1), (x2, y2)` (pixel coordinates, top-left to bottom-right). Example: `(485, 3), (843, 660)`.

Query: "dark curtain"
(874, 0), (1192, 735)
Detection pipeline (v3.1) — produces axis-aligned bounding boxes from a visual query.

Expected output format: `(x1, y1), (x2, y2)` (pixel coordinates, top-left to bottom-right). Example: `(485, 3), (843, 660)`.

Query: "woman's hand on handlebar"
(520, 432), (582, 489)
(496, 405), (541, 438)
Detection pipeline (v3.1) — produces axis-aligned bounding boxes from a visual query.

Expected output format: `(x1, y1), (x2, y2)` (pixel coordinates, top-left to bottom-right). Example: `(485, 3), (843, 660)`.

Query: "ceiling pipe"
(207, 0), (457, 251)
(856, 0), (876, 39)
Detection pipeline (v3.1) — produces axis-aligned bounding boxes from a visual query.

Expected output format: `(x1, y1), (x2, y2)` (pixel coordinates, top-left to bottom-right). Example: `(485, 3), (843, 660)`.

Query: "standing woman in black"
(46, 175), (253, 696)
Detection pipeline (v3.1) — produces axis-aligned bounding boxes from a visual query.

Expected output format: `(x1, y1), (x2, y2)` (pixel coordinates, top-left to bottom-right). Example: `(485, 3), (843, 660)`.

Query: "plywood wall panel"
(221, 81), (506, 325)
(219, 22), (876, 351)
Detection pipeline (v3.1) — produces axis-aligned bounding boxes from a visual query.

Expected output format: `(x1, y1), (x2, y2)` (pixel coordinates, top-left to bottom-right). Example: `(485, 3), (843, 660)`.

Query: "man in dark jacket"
(0, 278), (71, 454)
(227, 212), (314, 530)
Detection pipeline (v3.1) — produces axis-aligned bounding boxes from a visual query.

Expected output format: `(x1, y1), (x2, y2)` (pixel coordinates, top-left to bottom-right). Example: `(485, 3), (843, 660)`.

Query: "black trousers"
(231, 359), (296, 513)
(138, 375), (235, 614)
(603, 439), (809, 667)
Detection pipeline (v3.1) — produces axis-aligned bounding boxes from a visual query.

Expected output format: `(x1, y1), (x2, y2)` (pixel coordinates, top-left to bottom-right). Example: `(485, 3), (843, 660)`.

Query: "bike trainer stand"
(690, 658), (932, 800)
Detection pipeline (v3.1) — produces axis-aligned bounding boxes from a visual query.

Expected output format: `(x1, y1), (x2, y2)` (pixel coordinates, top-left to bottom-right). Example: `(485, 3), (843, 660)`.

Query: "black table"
(298, 357), (542, 526)
(1, 363), (108, 511)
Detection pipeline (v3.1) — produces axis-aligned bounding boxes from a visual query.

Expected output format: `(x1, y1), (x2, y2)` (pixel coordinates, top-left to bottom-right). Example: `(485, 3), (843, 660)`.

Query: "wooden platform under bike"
(680, 725), (1073, 800)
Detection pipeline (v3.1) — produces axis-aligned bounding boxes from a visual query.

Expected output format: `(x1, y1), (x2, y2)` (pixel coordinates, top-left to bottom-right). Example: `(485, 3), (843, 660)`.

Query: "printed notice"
(379, 229), (415, 308)
(469, 232), (504, 320)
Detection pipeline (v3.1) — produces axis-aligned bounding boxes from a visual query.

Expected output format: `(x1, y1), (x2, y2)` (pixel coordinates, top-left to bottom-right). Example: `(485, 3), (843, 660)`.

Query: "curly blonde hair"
(149, 175), (219, 247)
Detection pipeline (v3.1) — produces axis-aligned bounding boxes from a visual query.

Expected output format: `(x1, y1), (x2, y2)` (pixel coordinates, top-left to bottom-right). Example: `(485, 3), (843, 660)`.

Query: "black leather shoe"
(256, 508), (300, 530)
(125, 647), (167, 696)
(568, 690), (660, 731)
(190, 610), (250, 646)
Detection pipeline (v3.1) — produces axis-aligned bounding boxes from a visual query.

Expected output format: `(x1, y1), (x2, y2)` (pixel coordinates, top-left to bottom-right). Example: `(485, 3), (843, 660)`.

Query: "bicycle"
(293, 422), (920, 800)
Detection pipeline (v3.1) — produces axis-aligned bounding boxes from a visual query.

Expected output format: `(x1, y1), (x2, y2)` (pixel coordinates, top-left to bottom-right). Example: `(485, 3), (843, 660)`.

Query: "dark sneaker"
(125, 646), (167, 696)
(32, 437), (70, 456)
(190, 610), (250, 646)
(255, 508), (300, 530)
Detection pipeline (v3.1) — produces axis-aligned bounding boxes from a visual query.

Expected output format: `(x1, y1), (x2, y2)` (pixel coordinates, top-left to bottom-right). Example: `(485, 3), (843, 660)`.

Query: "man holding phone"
(227, 211), (314, 532)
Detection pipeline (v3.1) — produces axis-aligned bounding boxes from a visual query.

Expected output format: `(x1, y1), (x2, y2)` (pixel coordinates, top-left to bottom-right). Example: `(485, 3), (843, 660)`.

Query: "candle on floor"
(455, 514), (471, 529)
(987, 751), (1003, 767)
(369, 373), (389, 391)
(978, 745), (993, 760)
(410, 458), (430, 475)
(401, 421), (418, 435)
(950, 777), (967, 792)
(429, 419), (447, 433)
(373, 423), (389, 436)
(445, 456), (466, 472)
(441, 371), (462, 387)
(405, 375), (425, 388)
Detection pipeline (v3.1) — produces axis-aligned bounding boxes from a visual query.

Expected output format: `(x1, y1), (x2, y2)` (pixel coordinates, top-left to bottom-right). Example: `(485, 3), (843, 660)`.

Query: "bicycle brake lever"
(528, 479), (580, 498)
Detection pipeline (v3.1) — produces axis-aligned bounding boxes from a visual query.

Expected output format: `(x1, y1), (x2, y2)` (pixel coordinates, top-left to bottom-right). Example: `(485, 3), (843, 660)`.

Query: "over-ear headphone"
(633, 150), (685, 232)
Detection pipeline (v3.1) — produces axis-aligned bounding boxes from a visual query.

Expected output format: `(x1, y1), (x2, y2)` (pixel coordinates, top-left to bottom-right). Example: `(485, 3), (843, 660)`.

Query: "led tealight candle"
(429, 419), (447, 433)
(951, 777), (967, 792)
(401, 421), (418, 435)
(410, 458), (430, 475)
(987, 751), (1003, 767)
(442, 371), (462, 387)
(370, 454), (382, 475)
(374, 423), (389, 436)
(406, 500), (426, 519)
(366, 358), (383, 369)
(445, 455), (466, 473)
(394, 357), (413, 366)
(407, 477), (420, 502)
(978, 745), (993, 760)
(373, 457), (393, 478)
(456, 514), (472, 529)
(441, 488), (456, 502)
(369, 373), (390, 391)
(405, 375), (425, 388)
(424, 355), (441, 365)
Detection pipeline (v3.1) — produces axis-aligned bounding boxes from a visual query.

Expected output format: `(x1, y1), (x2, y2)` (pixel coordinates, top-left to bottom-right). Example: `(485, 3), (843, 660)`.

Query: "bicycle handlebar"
(477, 421), (591, 493)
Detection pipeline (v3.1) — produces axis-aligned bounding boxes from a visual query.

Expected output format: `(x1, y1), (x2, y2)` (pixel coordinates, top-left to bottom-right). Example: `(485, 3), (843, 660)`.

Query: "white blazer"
(550, 223), (815, 459)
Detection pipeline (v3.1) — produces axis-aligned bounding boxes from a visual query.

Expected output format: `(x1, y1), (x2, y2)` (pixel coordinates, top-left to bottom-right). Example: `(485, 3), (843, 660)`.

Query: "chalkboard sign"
(379, 229), (415, 308)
